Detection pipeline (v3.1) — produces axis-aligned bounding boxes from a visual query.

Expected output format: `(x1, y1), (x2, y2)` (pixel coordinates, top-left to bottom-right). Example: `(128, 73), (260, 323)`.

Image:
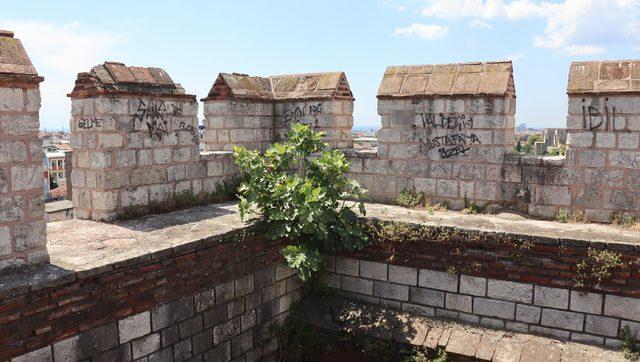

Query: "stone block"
(360, 260), (387, 280)
(536, 185), (571, 206)
(131, 333), (160, 359)
(567, 132), (593, 147)
(11, 346), (52, 362)
(0, 140), (27, 163)
(418, 269), (458, 292)
(373, 281), (409, 301)
(570, 291), (602, 314)
(231, 330), (253, 357)
(0, 195), (23, 221)
(445, 293), (472, 313)
(515, 304), (541, 324)
(204, 341), (231, 362)
(10, 165), (41, 191)
(151, 297), (194, 331)
(473, 298), (515, 319)
(540, 309), (584, 331)
(409, 287), (445, 307)
(487, 280), (532, 303)
(578, 149), (606, 168)
(388, 265), (417, 285)
(0, 114), (39, 136)
(618, 132), (639, 149)
(585, 315), (619, 337)
(436, 179), (458, 198)
(14, 221), (46, 251)
(604, 295), (640, 322)
(341, 276), (373, 295)
(213, 317), (241, 344)
(335, 257), (359, 276)
(609, 150), (640, 169)
(595, 132), (616, 148)
(460, 275), (486, 296)
(94, 97), (129, 115)
(118, 311), (151, 344)
(533, 286), (568, 309)
(0, 88), (23, 111)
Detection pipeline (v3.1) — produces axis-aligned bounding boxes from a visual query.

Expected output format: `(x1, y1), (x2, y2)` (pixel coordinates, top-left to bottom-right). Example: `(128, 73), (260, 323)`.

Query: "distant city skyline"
(2, 0), (639, 131)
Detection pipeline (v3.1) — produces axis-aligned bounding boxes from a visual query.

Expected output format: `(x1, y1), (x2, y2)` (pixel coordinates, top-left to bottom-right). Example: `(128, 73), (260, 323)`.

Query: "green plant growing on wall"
(396, 189), (425, 208)
(234, 124), (368, 281)
(573, 248), (623, 288)
(621, 325), (640, 361)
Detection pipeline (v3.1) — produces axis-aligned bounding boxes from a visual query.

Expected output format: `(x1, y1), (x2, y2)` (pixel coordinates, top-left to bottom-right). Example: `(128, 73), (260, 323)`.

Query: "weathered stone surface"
(418, 269), (458, 292)
(604, 295), (640, 322)
(487, 280), (532, 303)
(474, 298), (515, 320)
(118, 311), (151, 343)
(540, 309), (584, 331)
(410, 287), (445, 307)
(534, 286), (569, 309)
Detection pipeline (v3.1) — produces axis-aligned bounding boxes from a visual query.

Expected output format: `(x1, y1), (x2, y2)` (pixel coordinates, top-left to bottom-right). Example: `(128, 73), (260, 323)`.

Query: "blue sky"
(2, 0), (639, 130)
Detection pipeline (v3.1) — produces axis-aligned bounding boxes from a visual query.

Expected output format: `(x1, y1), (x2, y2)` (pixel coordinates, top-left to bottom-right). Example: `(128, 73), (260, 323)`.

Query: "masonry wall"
(202, 98), (354, 152)
(349, 96), (515, 208)
(273, 99), (354, 149)
(202, 100), (274, 152)
(0, 78), (48, 269)
(323, 226), (640, 347)
(70, 95), (237, 221)
(2, 231), (302, 362)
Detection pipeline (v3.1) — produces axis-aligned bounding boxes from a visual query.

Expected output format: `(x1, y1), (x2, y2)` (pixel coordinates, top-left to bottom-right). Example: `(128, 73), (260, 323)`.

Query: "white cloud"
(0, 20), (121, 130)
(381, 0), (407, 12)
(507, 52), (525, 61)
(394, 23), (450, 39)
(0, 20), (121, 75)
(419, 0), (640, 55)
(561, 45), (607, 56)
(469, 19), (492, 29)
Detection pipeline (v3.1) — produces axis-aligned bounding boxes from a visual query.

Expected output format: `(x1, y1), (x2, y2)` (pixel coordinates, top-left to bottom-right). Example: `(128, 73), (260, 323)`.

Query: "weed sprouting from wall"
(573, 248), (624, 288)
(116, 177), (242, 220)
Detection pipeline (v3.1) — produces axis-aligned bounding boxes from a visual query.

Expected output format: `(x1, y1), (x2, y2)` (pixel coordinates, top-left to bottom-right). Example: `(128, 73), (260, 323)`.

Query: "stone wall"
(324, 255), (638, 348)
(323, 222), (640, 347)
(2, 228), (301, 361)
(69, 62), (237, 221)
(0, 30), (48, 270)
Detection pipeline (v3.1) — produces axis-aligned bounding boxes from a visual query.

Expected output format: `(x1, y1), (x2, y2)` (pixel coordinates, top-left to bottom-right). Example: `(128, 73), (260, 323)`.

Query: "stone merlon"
(202, 72), (354, 102)
(377, 61), (514, 98)
(67, 61), (194, 99)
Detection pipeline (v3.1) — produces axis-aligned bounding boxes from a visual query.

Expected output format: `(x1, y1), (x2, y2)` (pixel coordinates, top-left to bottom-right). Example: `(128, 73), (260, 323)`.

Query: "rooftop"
(377, 61), (515, 98)
(0, 29), (43, 83)
(68, 61), (193, 99)
(203, 72), (354, 101)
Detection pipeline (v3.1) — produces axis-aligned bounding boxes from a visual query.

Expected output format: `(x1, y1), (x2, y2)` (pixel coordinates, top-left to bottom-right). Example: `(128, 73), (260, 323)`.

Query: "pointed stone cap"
(568, 60), (640, 94)
(377, 61), (514, 98)
(0, 30), (43, 84)
(68, 61), (194, 99)
(203, 72), (353, 101)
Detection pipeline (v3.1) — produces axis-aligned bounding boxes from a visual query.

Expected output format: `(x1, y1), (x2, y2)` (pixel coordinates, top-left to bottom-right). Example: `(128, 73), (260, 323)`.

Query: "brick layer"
(0, 232), (289, 360)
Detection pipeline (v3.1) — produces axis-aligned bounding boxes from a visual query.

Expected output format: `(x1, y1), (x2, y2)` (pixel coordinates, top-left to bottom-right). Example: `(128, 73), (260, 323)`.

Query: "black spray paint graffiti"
(76, 117), (102, 130)
(581, 98), (625, 131)
(132, 99), (182, 141)
(179, 122), (200, 145)
(284, 103), (322, 128)
(414, 113), (480, 159)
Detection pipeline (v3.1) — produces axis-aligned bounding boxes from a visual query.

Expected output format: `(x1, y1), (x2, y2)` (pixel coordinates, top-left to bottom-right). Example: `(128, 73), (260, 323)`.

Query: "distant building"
(517, 123), (527, 131)
(42, 141), (72, 200)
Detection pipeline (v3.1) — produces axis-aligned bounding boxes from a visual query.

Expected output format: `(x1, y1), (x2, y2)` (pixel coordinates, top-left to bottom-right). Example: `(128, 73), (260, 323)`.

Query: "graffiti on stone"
(132, 99), (181, 141)
(76, 117), (102, 130)
(414, 113), (480, 159)
(179, 122), (200, 145)
(581, 98), (625, 131)
(284, 103), (321, 128)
